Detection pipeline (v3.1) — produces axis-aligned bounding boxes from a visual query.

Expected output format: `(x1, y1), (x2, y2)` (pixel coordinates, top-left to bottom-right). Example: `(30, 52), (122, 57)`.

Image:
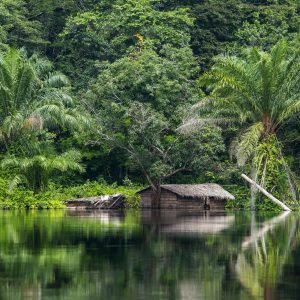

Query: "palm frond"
(43, 72), (70, 88)
(178, 117), (233, 134)
(2, 113), (25, 137)
(1, 156), (19, 169)
(1, 150), (84, 192)
(235, 122), (264, 166)
(8, 175), (27, 191)
(28, 53), (53, 77)
(279, 99), (300, 123)
(0, 47), (79, 144)
(51, 150), (84, 173)
(14, 61), (35, 108)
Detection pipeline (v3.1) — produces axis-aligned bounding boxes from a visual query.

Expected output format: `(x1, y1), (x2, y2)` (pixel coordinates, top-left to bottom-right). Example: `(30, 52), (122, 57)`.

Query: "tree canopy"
(0, 0), (300, 209)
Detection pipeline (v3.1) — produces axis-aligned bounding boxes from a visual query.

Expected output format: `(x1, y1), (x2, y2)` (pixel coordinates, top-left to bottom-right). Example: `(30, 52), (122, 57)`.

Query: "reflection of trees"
(0, 210), (243, 300)
(140, 211), (244, 300)
(0, 210), (297, 300)
(235, 212), (297, 300)
(0, 210), (142, 300)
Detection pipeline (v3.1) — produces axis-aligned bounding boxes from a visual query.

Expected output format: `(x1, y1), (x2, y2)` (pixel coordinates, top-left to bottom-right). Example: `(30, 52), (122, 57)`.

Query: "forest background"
(1, 0), (300, 209)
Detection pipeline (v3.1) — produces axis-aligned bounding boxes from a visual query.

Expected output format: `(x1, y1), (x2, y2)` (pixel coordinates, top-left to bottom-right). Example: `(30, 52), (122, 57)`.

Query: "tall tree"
(0, 47), (85, 149)
(182, 40), (300, 204)
(233, 3), (300, 50)
(189, 0), (246, 70)
(86, 40), (224, 206)
(0, 0), (44, 50)
(93, 102), (225, 207)
(59, 0), (194, 89)
(87, 46), (199, 117)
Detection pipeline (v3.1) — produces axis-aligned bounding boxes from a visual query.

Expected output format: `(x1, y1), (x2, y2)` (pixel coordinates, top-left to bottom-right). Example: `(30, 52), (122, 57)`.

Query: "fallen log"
(241, 173), (291, 211)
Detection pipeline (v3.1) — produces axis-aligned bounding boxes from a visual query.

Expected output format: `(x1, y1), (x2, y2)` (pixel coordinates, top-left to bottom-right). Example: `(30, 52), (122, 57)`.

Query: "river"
(0, 210), (298, 300)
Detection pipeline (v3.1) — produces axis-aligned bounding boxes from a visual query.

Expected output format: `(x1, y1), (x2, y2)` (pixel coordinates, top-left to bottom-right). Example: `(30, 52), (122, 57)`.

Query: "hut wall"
(141, 190), (227, 210)
(209, 198), (226, 210)
(177, 196), (205, 210)
(160, 190), (178, 209)
(141, 190), (178, 208)
(140, 190), (152, 208)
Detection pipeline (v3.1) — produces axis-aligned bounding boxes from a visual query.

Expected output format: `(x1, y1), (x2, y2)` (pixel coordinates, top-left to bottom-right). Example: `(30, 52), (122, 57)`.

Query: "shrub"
(0, 178), (142, 209)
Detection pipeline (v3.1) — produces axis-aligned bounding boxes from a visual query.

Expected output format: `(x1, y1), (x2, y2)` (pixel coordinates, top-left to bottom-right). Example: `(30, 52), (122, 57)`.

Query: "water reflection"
(0, 210), (297, 299)
(145, 211), (235, 235)
(236, 211), (296, 300)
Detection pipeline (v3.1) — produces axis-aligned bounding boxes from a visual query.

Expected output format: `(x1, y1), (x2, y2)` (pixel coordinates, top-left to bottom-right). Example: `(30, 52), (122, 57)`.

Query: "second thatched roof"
(139, 184), (235, 200)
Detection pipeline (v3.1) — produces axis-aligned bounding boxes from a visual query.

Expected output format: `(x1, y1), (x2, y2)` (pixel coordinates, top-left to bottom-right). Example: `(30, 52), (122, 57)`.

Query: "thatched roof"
(139, 184), (235, 200)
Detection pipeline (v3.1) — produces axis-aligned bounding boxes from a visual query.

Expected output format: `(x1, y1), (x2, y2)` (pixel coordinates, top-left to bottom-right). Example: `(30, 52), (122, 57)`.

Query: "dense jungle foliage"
(1, 0), (300, 209)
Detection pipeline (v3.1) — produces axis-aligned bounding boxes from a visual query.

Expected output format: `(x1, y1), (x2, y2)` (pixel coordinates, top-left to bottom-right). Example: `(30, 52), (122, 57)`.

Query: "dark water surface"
(0, 210), (299, 300)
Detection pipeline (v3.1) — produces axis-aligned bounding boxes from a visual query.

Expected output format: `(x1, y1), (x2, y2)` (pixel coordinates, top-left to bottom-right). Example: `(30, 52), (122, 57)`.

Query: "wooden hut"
(139, 184), (235, 210)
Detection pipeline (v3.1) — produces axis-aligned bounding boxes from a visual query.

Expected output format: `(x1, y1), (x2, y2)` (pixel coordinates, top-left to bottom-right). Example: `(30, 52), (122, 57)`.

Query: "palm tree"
(0, 48), (86, 148)
(0, 48), (89, 192)
(1, 149), (84, 193)
(182, 40), (300, 202)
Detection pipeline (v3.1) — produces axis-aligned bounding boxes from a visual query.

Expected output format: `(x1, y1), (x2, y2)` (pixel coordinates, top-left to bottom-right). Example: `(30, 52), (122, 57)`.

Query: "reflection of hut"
(161, 215), (235, 235)
(139, 184), (235, 210)
(141, 210), (235, 236)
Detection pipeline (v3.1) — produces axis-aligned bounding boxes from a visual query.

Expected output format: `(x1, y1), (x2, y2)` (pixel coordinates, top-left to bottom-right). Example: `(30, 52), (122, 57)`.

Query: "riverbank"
(0, 177), (294, 211)
(0, 178), (142, 209)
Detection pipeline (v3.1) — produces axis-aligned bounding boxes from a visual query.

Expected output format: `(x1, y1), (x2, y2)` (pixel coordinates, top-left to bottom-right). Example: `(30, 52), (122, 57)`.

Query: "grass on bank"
(0, 177), (295, 211)
(0, 178), (142, 209)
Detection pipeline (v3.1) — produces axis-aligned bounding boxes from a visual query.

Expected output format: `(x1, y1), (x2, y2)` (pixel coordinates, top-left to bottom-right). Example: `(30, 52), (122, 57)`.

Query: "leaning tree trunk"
(242, 174), (291, 211)
(151, 179), (161, 209)
(250, 167), (258, 211)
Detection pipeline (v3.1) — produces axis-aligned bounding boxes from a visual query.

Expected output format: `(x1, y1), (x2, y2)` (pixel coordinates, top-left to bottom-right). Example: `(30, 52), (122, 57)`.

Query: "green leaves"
(90, 46), (199, 118)
(195, 40), (300, 135)
(186, 40), (300, 202)
(235, 122), (264, 166)
(0, 0), (300, 200)
(0, 47), (87, 144)
(0, 48), (89, 192)
(234, 4), (300, 50)
(0, 0), (44, 49)
(2, 148), (83, 193)
(59, 0), (194, 88)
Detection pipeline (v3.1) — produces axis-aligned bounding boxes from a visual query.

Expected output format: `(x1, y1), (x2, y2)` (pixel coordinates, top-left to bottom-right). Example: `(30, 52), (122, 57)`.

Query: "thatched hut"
(139, 184), (235, 210)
